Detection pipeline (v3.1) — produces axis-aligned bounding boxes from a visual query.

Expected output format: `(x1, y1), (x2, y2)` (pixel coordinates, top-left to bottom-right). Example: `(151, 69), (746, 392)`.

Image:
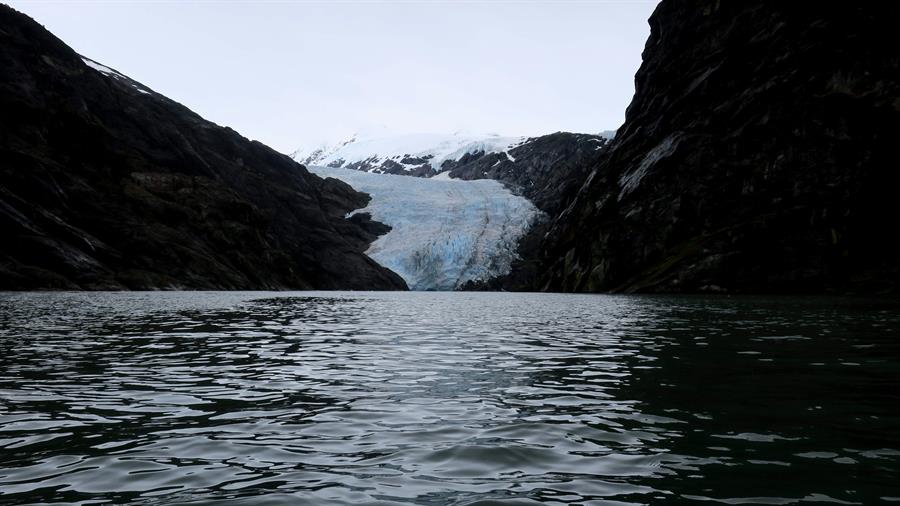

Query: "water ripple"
(0, 292), (898, 504)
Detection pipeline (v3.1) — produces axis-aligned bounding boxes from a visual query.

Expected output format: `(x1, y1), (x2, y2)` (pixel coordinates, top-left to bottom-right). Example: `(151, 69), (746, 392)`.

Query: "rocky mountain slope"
(536, 1), (900, 293)
(0, 5), (406, 290)
(443, 132), (610, 215)
(449, 132), (613, 291)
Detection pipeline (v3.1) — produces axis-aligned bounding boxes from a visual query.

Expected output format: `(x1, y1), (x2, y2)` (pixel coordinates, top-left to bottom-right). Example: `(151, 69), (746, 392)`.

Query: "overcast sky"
(9, 0), (658, 153)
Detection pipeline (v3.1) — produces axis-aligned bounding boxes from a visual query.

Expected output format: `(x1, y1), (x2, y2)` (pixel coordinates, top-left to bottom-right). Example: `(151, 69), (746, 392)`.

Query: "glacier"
(308, 166), (542, 291)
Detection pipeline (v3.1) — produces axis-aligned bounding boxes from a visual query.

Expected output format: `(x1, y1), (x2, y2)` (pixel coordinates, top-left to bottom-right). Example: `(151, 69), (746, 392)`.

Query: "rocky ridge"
(535, 0), (900, 293)
(0, 5), (406, 290)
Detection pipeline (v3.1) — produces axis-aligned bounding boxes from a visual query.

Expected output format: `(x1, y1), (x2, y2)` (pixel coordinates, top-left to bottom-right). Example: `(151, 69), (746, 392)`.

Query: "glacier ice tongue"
(308, 166), (541, 290)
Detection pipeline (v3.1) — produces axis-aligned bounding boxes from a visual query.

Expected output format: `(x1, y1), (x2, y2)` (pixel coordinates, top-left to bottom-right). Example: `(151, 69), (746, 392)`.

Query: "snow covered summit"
(292, 131), (527, 177)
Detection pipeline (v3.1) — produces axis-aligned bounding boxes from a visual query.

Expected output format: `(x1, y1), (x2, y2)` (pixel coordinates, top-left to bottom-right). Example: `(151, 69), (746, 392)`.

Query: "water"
(1, 292), (898, 505)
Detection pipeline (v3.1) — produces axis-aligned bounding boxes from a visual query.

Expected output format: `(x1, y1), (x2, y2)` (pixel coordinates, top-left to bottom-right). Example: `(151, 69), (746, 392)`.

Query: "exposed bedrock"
(535, 1), (900, 294)
(0, 6), (406, 290)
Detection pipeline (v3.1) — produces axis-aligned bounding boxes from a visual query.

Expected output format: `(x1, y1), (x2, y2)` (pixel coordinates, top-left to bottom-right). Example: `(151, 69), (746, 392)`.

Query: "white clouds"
(9, 0), (658, 153)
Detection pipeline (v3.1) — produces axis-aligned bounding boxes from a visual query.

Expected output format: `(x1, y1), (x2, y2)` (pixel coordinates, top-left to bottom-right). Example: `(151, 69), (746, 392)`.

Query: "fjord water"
(1, 292), (898, 505)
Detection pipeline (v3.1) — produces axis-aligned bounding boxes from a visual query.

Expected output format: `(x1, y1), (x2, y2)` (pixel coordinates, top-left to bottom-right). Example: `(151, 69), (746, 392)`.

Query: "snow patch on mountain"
(81, 57), (118, 77)
(81, 57), (153, 95)
(294, 132), (527, 174)
(308, 165), (541, 290)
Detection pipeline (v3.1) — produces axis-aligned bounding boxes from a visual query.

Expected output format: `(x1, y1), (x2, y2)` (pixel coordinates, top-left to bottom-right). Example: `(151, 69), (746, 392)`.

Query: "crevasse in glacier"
(308, 166), (541, 290)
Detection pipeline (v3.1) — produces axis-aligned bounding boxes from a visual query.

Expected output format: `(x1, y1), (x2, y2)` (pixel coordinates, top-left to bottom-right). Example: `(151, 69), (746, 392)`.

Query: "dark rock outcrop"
(445, 132), (609, 215)
(534, 0), (900, 294)
(341, 156), (435, 178)
(0, 5), (406, 290)
(451, 133), (611, 291)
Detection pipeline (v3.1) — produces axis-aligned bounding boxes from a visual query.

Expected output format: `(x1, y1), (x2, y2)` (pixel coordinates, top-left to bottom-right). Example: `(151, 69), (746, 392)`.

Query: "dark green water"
(0, 292), (898, 505)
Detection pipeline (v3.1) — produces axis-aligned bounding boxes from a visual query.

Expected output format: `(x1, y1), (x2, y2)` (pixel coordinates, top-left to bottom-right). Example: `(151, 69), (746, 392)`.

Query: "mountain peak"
(291, 131), (529, 175)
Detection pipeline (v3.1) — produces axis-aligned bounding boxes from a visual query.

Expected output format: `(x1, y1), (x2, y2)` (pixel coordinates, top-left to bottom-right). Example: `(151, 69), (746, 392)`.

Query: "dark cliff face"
(455, 133), (611, 291)
(0, 6), (406, 290)
(446, 132), (609, 215)
(537, 1), (900, 293)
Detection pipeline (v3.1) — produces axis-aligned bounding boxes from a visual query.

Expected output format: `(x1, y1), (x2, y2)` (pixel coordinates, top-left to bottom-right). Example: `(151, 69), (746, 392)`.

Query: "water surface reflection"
(0, 292), (898, 504)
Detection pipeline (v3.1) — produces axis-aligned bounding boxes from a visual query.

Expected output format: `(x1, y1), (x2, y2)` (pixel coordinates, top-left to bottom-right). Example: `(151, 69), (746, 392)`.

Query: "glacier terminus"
(308, 166), (541, 290)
